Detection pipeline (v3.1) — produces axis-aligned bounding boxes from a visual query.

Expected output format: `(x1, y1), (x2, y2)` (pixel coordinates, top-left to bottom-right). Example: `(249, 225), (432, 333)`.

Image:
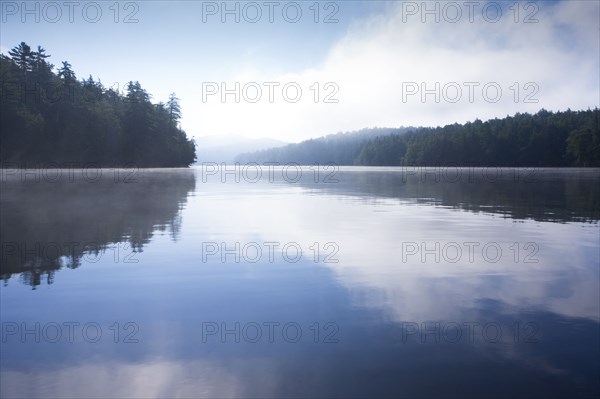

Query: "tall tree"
(8, 42), (33, 71)
(8, 42), (34, 81)
(166, 92), (182, 126)
(31, 46), (51, 71)
(57, 61), (76, 84)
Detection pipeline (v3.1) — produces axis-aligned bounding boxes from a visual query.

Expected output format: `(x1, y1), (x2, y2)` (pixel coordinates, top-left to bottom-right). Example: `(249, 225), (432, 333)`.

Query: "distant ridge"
(235, 127), (413, 165)
(235, 109), (599, 167)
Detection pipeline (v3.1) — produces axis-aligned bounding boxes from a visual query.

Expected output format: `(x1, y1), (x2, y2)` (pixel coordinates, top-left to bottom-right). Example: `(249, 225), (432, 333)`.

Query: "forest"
(2, 42), (598, 168)
(237, 109), (600, 167)
(235, 127), (412, 165)
(0, 42), (196, 167)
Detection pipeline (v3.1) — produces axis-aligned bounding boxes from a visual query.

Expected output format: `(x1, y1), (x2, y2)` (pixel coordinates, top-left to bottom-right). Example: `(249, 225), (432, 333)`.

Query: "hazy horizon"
(2, 0), (598, 143)
(2, 2), (600, 397)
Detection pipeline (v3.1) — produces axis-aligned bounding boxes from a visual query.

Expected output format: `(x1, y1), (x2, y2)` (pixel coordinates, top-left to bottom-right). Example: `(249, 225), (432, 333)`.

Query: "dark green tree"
(8, 42), (34, 74)
(1, 42), (196, 167)
(567, 125), (600, 166)
(167, 92), (182, 125)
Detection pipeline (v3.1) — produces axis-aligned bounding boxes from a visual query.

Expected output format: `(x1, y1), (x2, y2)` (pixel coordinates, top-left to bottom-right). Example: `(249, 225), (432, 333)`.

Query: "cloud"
(0, 359), (245, 398)
(185, 1), (599, 142)
(186, 177), (600, 322)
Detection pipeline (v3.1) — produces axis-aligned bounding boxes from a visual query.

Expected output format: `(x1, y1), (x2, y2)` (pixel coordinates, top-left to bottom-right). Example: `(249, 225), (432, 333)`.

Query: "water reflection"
(2, 167), (598, 288)
(1, 167), (598, 398)
(291, 167), (600, 223)
(1, 169), (195, 287)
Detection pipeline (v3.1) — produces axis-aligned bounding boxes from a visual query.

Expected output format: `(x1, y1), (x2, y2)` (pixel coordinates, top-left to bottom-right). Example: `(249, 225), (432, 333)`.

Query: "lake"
(1, 166), (599, 398)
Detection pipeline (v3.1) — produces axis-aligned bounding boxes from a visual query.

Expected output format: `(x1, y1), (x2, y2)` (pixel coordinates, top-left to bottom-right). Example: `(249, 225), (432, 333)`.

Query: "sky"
(1, 0), (598, 143)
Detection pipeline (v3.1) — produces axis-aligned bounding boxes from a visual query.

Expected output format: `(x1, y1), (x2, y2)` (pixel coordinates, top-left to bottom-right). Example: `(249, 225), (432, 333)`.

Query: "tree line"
(235, 127), (413, 165)
(1, 42), (196, 167)
(237, 109), (599, 167)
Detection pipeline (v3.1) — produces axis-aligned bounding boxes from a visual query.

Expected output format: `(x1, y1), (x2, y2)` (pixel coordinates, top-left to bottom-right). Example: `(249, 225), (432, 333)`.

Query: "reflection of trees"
(3, 168), (597, 287)
(1, 169), (196, 288)
(296, 168), (600, 223)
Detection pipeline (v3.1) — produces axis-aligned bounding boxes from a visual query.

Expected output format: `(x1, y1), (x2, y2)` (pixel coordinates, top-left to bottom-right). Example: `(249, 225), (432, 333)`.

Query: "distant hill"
(235, 127), (413, 165)
(195, 134), (287, 164)
(235, 110), (599, 167)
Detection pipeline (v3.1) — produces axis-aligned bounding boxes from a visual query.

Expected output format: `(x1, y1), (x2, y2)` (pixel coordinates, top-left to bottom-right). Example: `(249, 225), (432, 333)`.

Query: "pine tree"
(167, 92), (182, 126)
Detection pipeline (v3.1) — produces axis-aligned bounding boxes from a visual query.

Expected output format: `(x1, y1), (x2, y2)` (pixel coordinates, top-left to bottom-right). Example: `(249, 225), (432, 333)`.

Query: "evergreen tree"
(167, 92), (182, 126)
(0, 42), (196, 167)
(8, 42), (34, 73)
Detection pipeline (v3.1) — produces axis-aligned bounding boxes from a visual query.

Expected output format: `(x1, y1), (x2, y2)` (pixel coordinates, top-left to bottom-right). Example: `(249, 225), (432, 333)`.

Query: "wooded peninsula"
(1, 42), (196, 167)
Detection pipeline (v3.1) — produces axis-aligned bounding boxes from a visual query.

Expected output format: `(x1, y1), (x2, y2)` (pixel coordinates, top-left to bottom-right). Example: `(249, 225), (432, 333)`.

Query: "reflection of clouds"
(2, 170), (598, 397)
(1, 359), (246, 398)
(187, 177), (599, 322)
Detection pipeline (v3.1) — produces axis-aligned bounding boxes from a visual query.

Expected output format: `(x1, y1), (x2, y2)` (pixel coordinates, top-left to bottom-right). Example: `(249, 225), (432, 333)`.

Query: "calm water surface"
(1, 167), (599, 398)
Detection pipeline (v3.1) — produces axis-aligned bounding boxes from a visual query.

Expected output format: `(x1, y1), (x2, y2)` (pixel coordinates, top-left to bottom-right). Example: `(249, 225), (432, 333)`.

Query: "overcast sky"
(1, 0), (598, 142)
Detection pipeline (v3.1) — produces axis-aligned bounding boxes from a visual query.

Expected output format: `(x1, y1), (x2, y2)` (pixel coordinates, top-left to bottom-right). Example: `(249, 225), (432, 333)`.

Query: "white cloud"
(183, 1), (599, 142)
(0, 359), (245, 398)
(184, 177), (600, 322)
